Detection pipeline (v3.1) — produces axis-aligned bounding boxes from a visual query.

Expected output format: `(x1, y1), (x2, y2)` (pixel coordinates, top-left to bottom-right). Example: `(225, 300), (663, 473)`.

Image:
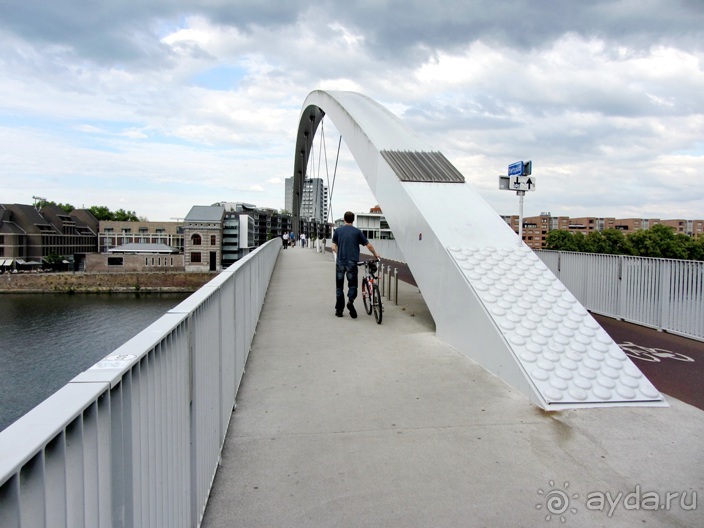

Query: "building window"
(191, 252), (202, 263)
(192, 234), (202, 245)
(108, 257), (124, 266)
(211, 234), (217, 245)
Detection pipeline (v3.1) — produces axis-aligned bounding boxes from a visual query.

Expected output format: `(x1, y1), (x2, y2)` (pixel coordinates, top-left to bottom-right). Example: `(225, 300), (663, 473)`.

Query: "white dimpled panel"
(447, 245), (663, 406)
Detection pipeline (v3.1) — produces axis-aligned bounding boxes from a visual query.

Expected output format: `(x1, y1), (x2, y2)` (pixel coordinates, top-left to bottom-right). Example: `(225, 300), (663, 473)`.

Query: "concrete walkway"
(201, 247), (703, 528)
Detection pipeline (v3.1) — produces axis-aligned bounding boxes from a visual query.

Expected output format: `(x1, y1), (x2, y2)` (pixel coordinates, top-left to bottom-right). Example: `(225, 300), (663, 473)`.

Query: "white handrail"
(0, 239), (281, 528)
(537, 250), (703, 342)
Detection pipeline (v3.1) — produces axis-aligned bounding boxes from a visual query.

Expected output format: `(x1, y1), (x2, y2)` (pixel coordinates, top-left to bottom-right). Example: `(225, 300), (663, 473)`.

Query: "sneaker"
(335, 310), (343, 317)
(347, 301), (357, 319)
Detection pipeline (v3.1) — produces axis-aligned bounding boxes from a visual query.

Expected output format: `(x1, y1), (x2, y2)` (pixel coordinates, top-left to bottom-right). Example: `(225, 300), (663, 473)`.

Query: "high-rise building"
(285, 177), (328, 223)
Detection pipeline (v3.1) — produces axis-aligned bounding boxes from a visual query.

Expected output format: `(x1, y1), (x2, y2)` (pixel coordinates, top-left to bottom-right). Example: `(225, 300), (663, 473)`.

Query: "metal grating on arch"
(381, 150), (466, 183)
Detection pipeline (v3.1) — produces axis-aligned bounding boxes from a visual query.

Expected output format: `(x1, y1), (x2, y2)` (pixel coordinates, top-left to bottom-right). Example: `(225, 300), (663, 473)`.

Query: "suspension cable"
(328, 134), (342, 224)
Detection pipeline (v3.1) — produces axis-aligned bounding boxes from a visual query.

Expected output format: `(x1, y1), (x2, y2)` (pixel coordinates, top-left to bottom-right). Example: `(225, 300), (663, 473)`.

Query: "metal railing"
(361, 238), (703, 341)
(0, 239), (281, 528)
(537, 250), (704, 342)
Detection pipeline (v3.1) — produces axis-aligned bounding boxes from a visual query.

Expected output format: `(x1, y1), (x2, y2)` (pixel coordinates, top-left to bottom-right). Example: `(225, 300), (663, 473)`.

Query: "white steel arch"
(294, 90), (665, 410)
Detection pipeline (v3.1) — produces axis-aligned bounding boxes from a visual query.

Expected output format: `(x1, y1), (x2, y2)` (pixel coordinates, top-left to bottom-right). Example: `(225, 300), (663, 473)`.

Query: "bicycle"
(618, 341), (695, 363)
(358, 258), (383, 324)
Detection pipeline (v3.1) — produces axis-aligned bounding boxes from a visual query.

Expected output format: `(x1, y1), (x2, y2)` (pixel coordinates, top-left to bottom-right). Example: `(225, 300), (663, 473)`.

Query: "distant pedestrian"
(332, 211), (380, 318)
(290, 232), (296, 248)
(300, 233), (306, 248)
(282, 232), (289, 249)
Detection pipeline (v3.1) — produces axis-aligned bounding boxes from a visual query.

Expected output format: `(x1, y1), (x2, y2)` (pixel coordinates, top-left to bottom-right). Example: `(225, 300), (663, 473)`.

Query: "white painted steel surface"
(0, 239), (280, 528)
(295, 90), (664, 410)
(538, 251), (704, 342)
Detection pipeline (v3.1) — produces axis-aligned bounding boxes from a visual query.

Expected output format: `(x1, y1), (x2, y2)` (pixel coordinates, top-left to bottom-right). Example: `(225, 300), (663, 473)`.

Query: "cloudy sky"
(1, 0), (703, 222)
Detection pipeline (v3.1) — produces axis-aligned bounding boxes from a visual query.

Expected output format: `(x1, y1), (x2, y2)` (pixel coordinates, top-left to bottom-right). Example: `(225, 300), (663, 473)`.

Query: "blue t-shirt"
(333, 225), (369, 261)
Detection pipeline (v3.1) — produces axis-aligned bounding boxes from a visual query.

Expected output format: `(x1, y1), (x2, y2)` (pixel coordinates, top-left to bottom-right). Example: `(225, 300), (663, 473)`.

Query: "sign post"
(499, 160), (535, 246)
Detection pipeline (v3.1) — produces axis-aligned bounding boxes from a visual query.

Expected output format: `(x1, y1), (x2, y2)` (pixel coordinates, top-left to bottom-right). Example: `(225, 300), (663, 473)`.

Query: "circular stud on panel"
(597, 376), (616, 389)
(582, 358), (601, 371)
(560, 358), (579, 371)
(541, 350), (560, 363)
(569, 386), (588, 401)
(573, 376), (593, 390)
(532, 334), (549, 346)
(526, 342), (543, 354)
(639, 382), (660, 399)
(620, 376), (640, 389)
(499, 320), (516, 331)
(623, 363), (644, 379)
(549, 377), (568, 390)
(510, 335), (526, 346)
(578, 365), (597, 380)
(592, 385), (612, 400)
(565, 349), (583, 362)
(554, 367), (573, 380)
(616, 386), (636, 399)
(520, 351), (538, 363)
(536, 358), (554, 371)
(532, 368), (549, 381)
(543, 387), (564, 401)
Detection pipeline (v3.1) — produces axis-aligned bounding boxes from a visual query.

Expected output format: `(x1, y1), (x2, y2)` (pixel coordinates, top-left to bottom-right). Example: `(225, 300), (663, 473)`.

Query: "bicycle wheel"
(372, 284), (382, 324)
(362, 278), (373, 315)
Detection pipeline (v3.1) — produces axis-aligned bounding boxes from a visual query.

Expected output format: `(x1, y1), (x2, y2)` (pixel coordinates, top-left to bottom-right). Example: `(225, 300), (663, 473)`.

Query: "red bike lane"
(592, 314), (704, 411)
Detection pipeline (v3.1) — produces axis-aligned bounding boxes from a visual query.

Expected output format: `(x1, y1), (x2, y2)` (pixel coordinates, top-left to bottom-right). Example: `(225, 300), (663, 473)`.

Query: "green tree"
(583, 231), (604, 253)
(36, 199), (74, 212)
(688, 236), (704, 261)
(113, 208), (139, 221)
(88, 205), (113, 220)
(601, 229), (631, 255)
(545, 230), (581, 252)
(87, 206), (139, 221)
(627, 224), (688, 259)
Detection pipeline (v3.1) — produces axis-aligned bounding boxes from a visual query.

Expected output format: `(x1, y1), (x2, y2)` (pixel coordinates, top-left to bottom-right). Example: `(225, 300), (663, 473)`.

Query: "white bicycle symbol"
(619, 341), (695, 363)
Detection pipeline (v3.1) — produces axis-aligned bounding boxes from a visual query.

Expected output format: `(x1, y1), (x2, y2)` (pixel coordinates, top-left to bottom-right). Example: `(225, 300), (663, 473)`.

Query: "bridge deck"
(201, 247), (703, 528)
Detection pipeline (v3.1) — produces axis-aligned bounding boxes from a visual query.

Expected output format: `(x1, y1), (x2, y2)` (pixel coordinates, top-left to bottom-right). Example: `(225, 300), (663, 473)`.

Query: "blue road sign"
(508, 161), (524, 176)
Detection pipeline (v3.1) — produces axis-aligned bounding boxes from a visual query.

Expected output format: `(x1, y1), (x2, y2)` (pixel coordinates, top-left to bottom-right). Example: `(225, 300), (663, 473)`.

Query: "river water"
(0, 292), (189, 432)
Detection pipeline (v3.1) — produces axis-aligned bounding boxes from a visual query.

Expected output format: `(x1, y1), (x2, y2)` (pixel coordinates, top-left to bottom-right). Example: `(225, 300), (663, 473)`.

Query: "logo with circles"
(536, 480), (579, 522)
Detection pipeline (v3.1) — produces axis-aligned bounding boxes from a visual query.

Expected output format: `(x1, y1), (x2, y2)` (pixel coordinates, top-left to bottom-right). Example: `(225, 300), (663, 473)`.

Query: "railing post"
(394, 268), (398, 305)
(386, 265), (391, 301)
(660, 259), (671, 333)
(617, 255), (625, 320)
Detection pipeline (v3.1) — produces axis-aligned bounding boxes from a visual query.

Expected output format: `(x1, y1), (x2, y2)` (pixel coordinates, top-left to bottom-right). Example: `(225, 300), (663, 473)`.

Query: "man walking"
(332, 211), (380, 318)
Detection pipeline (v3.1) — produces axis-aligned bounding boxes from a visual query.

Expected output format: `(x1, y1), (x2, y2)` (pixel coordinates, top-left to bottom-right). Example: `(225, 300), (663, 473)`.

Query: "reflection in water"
(0, 292), (188, 431)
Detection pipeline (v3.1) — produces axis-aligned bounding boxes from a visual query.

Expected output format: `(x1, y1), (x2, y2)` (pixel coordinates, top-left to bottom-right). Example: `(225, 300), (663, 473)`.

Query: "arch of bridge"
(290, 90), (665, 411)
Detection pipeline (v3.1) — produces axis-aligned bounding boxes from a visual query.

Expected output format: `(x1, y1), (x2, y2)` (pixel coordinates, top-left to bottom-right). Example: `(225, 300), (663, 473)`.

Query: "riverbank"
(0, 271), (214, 293)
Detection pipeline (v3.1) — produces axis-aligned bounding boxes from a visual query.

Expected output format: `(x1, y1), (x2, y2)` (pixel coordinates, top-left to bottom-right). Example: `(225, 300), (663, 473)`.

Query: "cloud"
(0, 0), (702, 223)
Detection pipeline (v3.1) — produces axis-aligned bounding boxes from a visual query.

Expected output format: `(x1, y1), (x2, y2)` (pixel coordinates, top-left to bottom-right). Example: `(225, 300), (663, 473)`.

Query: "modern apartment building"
(502, 213), (704, 249)
(285, 177), (328, 223)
